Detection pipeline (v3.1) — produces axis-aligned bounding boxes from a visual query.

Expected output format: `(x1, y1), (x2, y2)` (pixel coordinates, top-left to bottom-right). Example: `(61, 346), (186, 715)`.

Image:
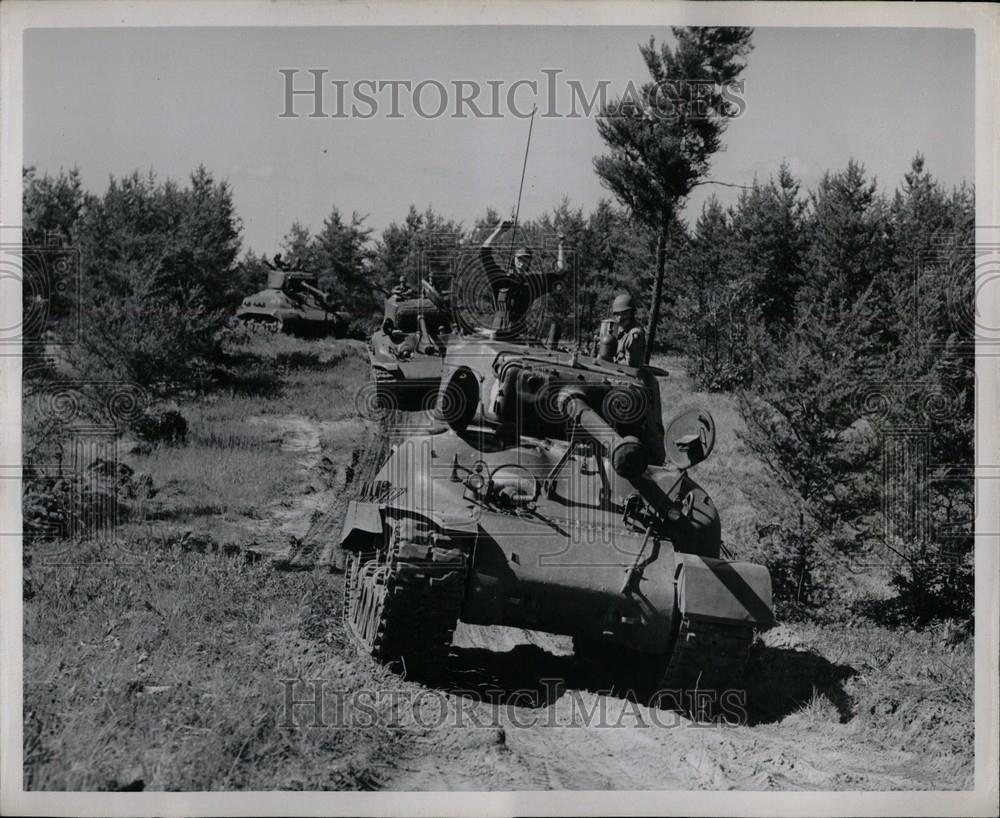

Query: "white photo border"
(1, 1), (997, 816)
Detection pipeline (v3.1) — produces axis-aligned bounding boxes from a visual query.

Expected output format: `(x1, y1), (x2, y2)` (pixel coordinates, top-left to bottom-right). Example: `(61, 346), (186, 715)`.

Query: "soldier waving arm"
(480, 218), (515, 290)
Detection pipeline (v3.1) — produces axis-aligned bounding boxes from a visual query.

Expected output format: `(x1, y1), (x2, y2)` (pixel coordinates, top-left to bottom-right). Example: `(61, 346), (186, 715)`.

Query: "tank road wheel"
(343, 522), (467, 681)
(241, 317), (282, 335)
(656, 615), (755, 720)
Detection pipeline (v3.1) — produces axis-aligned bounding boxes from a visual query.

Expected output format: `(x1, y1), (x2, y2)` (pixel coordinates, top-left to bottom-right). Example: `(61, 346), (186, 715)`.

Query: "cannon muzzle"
(557, 389), (649, 478)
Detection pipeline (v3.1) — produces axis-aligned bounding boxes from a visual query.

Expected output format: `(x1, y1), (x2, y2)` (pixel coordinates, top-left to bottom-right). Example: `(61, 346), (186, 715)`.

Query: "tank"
(235, 267), (350, 337)
(340, 331), (775, 702)
(369, 279), (454, 411)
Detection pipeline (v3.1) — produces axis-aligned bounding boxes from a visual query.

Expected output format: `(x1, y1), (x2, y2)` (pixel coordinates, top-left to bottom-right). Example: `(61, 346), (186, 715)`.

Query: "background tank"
(369, 279), (454, 411)
(235, 265), (350, 337)
(339, 332), (775, 702)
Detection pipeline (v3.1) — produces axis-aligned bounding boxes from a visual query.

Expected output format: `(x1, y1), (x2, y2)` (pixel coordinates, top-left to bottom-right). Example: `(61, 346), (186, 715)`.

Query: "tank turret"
(368, 279), (455, 410)
(235, 265), (349, 337)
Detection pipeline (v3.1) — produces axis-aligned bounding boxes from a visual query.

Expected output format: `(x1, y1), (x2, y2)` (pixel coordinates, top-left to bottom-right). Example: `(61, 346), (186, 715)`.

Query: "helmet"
(612, 293), (635, 314)
(514, 246), (533, 260)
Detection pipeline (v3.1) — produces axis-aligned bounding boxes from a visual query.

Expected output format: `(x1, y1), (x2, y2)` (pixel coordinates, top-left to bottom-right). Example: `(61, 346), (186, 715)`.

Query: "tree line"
(676, 155), (974, 625)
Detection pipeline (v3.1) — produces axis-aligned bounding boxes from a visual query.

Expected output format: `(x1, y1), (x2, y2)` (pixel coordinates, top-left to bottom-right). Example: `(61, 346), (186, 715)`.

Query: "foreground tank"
(236, 269), (349, 337)
(340, 333), (774, 700)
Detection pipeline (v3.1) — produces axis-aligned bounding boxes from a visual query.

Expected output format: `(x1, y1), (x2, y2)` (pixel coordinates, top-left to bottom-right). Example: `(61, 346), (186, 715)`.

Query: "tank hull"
(368, 294), (452, 409)
(235, 287), (348, 337)
(341, 327), (774, 691)
(370, 332), (444, 411)
(340, 428), (773, 655)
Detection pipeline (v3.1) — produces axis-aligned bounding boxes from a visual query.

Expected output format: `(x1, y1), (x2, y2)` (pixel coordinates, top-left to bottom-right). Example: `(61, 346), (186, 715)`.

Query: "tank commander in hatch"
(479, 218), (566, 334)
(611, 292), (646, 367)
(391, 275), (416, 300)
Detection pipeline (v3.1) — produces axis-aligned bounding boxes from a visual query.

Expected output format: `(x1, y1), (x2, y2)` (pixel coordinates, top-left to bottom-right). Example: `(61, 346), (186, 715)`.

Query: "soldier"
(391, 275), (416, 300)
(479, 218), (565, 333)
(611, 292), (646, 367)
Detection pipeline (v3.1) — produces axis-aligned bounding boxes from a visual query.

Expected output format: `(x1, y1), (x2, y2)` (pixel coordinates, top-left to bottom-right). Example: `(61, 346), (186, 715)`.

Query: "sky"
(24, 26), (974, 255)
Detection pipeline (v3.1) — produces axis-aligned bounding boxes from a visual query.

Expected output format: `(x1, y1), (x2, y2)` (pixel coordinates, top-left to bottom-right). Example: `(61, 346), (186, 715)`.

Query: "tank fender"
(675, 554), (774, 628)
(339, 499), (384, 551)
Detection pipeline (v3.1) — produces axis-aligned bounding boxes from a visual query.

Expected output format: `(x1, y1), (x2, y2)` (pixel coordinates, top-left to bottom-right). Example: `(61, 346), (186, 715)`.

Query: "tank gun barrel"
(556, 388), (649, 478)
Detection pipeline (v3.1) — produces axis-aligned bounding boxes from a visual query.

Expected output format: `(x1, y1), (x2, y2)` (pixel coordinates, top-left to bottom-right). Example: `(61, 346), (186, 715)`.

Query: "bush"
(883, 554), (974, 628)
(735, 158), (974, 625)
(756, 521), (831, 621)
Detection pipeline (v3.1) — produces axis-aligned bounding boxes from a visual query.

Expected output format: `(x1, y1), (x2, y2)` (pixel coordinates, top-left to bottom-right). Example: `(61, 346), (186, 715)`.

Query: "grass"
(224, 335), (371, 421)
(129, 422), (298, 523)
(745, 619), (974, 787)
(23, 334), (408, 790)
(120, 336), (370, 537)
(23, 538), (419, 790)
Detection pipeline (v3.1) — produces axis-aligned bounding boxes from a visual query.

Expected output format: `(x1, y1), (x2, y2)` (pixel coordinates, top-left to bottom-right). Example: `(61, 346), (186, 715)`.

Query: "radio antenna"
(507, 105), (538, 270)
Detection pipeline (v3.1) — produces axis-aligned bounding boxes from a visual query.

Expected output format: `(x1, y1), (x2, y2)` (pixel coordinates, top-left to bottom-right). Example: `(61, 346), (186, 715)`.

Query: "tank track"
(657, 615), (755, 716)
(344, 522), (467, 680)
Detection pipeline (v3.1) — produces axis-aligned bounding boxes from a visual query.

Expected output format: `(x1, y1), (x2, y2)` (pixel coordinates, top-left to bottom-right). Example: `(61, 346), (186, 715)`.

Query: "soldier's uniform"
(475, 220), (566, 337)
(615, 325), (646, 367)
(391, 281), (415, 300)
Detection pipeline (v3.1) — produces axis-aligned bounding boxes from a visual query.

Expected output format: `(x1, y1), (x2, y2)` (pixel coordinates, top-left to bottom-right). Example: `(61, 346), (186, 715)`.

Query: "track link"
(345, 522), (467, 680)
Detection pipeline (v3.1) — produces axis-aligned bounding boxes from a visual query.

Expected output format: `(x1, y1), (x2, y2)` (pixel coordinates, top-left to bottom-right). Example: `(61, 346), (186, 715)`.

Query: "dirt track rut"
(379, 624), (952, 791)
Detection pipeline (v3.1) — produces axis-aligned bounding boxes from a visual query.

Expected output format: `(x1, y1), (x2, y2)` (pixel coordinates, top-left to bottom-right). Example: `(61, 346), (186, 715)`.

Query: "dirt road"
(335, 619), (960, 792)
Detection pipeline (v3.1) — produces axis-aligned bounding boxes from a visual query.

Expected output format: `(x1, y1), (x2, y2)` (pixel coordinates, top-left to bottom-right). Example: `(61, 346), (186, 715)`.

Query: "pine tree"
(729, 162), (808, 333)
(739, 158), (974, 624)
(311, 207), (375, 308)
(594, 27), (753, 360)
(23, 166), (85, 248)
(22, 166), (87, 332)
(280, 221), (316, 270)
(801, 160), (894, 316)
(70, 169), (242, 390)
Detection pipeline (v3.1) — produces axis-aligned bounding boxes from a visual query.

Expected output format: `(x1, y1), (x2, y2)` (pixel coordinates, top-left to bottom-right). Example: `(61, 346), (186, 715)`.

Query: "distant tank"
(235, 261), (349, 337)
(369, 278), (453, 410)
(340, 265), (774, 703)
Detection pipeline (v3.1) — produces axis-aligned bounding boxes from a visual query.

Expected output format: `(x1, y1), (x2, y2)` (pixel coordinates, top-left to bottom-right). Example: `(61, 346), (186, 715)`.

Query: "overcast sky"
(24, 26), (974, 255)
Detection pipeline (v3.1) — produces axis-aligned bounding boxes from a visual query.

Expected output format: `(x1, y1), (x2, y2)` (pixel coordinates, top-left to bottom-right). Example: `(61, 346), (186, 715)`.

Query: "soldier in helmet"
(611, 292), (646, 367)
(479, 218), (565, 333)
(391, 274), (416, 301)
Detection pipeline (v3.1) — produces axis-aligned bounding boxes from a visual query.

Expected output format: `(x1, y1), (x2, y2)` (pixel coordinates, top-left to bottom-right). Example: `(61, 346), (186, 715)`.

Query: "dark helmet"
(612, 292), (635, 315)
(514, 246), (533, 261)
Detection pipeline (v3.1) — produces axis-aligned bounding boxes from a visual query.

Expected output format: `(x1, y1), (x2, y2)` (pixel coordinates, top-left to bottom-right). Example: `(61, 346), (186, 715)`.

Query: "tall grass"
(24, 539), (413, 790)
